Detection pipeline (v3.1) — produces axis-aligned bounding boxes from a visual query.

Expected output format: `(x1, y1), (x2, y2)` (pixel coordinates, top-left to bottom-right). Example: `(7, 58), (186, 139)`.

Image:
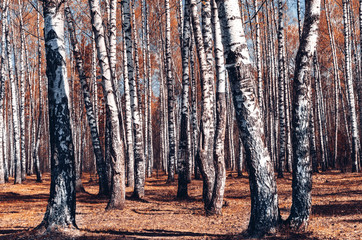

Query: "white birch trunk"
(288, 0), (321, 229)
(36, 0), (76, 231)
(18, 0), (26, 181)
(0, 0), (8, 184)
(343, 0), (360, 172)
(177, 0), (191, 199)
(216, 0), (279, 236)
(88, 0), (126, 209)
(208, 0), (227, 215)
(165, 0), (176, 183)
(191, 0), (216, 207)
(7, 19), (21, 184)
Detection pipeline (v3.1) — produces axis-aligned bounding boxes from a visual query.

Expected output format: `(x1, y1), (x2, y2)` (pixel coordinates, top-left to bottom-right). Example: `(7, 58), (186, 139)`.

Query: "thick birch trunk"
(36, 0), (77, 231)
(88, 0), (126, 209)
(287, 0), (321, 230)
(216, 0), (280, 236)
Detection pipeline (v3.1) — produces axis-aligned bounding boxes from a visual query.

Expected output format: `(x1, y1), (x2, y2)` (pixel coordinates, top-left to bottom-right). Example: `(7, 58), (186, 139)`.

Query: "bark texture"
(37, 0), (77, 231)
(288, 0), (321, 230)
(216, 0), (280, 236)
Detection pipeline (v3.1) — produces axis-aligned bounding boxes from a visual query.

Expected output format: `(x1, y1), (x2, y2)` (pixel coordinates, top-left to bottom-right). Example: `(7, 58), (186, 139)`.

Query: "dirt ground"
(0, 170), (361, 239)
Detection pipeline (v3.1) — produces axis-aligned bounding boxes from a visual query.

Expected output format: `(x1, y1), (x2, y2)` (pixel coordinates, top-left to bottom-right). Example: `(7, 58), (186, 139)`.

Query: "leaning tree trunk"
(287, 0), (321, 230)
(65, 5), (109, 196)
(207, 0), (227, 215)
(88, 0), (126, 210)
(165, 0), (176, 183)
(216, 0), (280, 236)
(343, 0), (360, 173)
(35, 0), (77, 232)
(190, 0), (216, 208)
(177, 0), (191, 200)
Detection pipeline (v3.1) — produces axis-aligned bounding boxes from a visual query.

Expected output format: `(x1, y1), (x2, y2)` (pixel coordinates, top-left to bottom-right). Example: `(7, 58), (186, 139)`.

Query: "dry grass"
(0, 170), (361, 239)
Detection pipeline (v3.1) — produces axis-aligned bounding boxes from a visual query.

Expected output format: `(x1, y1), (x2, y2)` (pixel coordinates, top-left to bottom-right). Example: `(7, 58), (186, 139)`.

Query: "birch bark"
(287, 0), (321, 229)
(177, 0), (191, 199)
(65, 5), (109, 196)
(36, 0), (77, 231)
(7, 19), (21, 184)
(343, 0), (360, 173)
(216, 0), (280, 236)
(88, 0), (126, 209)
(191, 0), (215, 207)
(165, 0), (176, 183)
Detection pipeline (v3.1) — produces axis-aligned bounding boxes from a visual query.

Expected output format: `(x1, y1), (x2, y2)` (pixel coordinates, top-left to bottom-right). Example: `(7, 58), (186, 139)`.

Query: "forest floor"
(0, 170), (361, 239)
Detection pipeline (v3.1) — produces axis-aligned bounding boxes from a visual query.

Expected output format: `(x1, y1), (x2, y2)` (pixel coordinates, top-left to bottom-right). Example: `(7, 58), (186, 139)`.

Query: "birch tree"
(216, 0), (280, 236)
(165, 0), (176, 183)
(177, 0), (191, 199)
(0, 0), (8, 184)
(130, 0), (146, 196)
(343, 0), (360, 173)
(35, 0), (77, 232)
(277, 0), (286, 178)
(190, 0), (215, 208)
(65, 4), (109, 196)
(88, 0), (126, 209)
(18, 0), (26, 181)
(287, 0), (321, 230)
(7, 17), (21, 184)
(208, 0), (227, 215)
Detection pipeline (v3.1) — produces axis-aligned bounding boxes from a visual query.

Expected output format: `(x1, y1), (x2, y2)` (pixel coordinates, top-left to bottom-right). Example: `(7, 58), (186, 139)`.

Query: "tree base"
(285, 217), (309, 232)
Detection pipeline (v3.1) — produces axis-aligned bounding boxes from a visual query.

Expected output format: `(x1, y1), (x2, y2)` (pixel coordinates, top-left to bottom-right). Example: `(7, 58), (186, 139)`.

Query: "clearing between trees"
(0, 171), (360, 239)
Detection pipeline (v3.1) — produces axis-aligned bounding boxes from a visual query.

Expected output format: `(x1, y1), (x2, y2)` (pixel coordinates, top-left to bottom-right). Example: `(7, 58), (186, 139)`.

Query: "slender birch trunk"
(343, 0), (360, 173)
(165, 0), (176, 183)
(131, 0), (145, 188)
(287, 0), (321, 229)
(208, 0), (227, 215)
(0, 0), (8, 184)
(18, 0), (26, 181)
(121, 0), (136, 190)
(177, 0), (191, 199)
(36, 0), (77, 231)
(88, 0), (126, 209)
(7, 19), (21, 184)
(146, 2), (153, 177)
(254, 0), (263, 113)
(216, 0), (280, 236)
(191, 0), (216, 207)
(277, 0), (286, 178)
(65, 5), (109, 196)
